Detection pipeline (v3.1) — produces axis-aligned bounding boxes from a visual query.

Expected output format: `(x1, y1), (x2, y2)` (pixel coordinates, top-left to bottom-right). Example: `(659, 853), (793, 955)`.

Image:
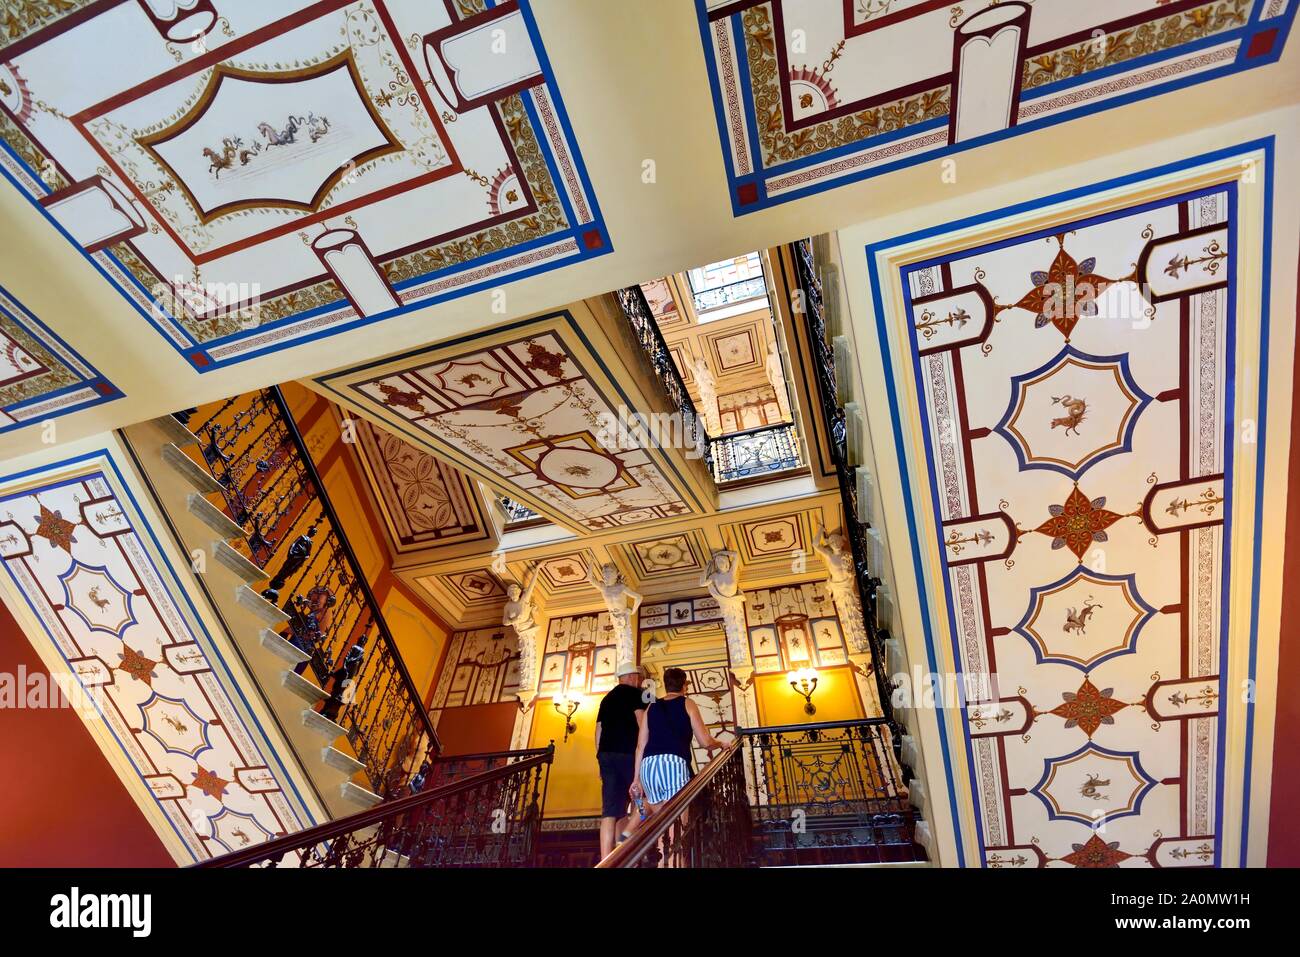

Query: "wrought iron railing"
(710, 422), (802, 484)
(790, 239), (905, 763)
(196, 746), (553, 868)
(596, 741), (751, 868)
(498, 495), (540, 525)
(180, 388), (438, 799)
(739, 719), (917, 866)
(689, 275), (767, 314)
(614, 284), (713, 473)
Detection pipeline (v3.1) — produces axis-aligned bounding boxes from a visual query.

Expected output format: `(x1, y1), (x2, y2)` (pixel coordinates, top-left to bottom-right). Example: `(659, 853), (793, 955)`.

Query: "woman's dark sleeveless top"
(643, 696), (693, 763)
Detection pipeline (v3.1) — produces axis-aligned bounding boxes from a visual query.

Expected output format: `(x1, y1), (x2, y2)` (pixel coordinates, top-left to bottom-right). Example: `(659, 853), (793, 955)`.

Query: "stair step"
(188, 493), (246, 542)
(162, 443), (225, 495)
(282, 670), (328, 705)
(261, 628), (310, 667)
(301, 708), (347, 742)
(322, 746), (366, 778)
(156, 414), (200, 448)
(340, 781), (383, 810)
(237, 585), (290, 626)
(214, 540), (266, 586)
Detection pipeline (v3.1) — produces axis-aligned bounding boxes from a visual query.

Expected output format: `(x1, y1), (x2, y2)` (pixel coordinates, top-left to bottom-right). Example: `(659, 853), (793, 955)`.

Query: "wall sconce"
(787, 668), (819, 715)
(553, 691), (580, 743)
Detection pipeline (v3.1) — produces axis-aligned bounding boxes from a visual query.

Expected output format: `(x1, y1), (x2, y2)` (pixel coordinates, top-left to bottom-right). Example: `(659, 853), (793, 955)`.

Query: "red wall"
(0, 599), (173, 867)
(433, 702), (518, 756)
(1267, 247), (1300, 866)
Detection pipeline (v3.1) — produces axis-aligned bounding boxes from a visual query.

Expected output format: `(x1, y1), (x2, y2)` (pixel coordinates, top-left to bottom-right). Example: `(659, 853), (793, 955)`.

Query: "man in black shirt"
(595, 663), (648, 858)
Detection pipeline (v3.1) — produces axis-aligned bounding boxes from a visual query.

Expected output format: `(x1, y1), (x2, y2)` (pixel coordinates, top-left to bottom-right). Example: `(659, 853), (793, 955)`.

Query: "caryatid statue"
(765, 341), (792, 422)
(701, 548), (749, 667)
(812, 522), (870, 654)
(587, 561), (642, 666)
(691, 358), (721, 437)
(503, 565), (543, 703)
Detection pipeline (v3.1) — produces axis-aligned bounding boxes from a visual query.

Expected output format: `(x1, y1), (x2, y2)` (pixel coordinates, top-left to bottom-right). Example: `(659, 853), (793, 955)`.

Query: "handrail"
(736, 716), (889, 736)
(194, 746), (553, 868)
(595, 739), (746, 869)
(268, 387), (440, 757)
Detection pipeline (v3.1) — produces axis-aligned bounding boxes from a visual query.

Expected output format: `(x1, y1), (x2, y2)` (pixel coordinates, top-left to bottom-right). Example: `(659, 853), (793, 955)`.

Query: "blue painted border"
(0, 449), (321, 859)
(0, 284), (123, 431)
(697, 0), (1296, 215)
(0, 1), (610, 372)
(865, 139), (1272, 867)
(139, 691), (214, 760)
(55, 560), (138, 639)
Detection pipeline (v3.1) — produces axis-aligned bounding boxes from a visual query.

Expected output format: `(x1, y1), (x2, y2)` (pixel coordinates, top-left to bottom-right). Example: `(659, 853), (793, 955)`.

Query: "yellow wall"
(529, 696), (601, 818)
(754, 666), (864, 727)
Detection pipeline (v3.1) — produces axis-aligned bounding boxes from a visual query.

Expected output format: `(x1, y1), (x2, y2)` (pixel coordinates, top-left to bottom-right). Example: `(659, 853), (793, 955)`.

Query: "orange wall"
(529, 696), (601, 818)
(754, 666), (864, 727)
(0, 600), (173, 867)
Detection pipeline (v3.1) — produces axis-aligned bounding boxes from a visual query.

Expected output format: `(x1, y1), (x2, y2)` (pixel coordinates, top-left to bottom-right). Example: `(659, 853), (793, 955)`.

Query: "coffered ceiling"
(0, 0), (1293, 464)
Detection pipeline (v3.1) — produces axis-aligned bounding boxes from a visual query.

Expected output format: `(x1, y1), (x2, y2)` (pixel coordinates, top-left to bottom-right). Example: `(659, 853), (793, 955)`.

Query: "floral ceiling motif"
(0, 0), (607, 369)
(696, 0), (1289, 212)
(0, 454), (317, 861)
(881, 165), (1262, 867)
(0, 284), (122, 432)
(348, 414), (490, 553)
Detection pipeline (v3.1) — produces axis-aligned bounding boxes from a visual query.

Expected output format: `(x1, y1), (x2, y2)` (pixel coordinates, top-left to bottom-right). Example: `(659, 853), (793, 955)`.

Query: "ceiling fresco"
(346, 412), (492, 553)
(0, 450), (319, 862)
(0, 0), (607, 369)
(0, 282), (122, 432)
(315, 310), (707, 534)
(868, 147), (1271, 866)
(697, 0), (1294, 212)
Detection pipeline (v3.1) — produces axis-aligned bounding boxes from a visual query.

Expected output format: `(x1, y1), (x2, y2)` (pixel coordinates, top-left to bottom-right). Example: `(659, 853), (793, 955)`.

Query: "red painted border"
(1266, 241), (1300, 866)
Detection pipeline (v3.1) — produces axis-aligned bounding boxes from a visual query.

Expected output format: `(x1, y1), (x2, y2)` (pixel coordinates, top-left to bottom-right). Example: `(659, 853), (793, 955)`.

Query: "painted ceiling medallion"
(140, 692), (212, 758)
(1014, 566), (1156, 671)
(0, 0), (607, 369)
(1059, 834), (1133, 869)
(207, 807), (276, 854)
(58, 561), (136, 637)
(1049, 679), (1129, 738)
(697, 0), (1286, 212)
(1033, 485), (1124, 561)
(1029, 742), (1157, 828)
(995, 349), (1151, 480)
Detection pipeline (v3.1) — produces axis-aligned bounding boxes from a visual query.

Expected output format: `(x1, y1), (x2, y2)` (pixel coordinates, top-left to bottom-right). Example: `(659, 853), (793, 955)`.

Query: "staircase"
(119, 389), (438, 821)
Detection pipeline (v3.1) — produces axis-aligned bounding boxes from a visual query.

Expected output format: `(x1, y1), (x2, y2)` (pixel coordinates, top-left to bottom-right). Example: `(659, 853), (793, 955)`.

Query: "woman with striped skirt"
(630, 667), (727, 812)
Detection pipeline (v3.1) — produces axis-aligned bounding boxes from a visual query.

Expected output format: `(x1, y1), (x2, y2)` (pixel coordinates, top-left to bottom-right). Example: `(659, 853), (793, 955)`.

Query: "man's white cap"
(616, 662), (642, 678)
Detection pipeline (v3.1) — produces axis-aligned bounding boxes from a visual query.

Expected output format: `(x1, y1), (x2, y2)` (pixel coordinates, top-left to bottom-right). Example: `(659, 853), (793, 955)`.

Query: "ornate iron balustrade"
(790, 239), (903, 755)
(614, 284), (713, 474)
(182, 388), (438, 799)
(196, 746), (553, 868)
(739, 719), (917, 866)
(689, 275), (767, 314)
(498, 495), (540, 525)
(596, 741), (752, 869)
(710, 422), (802, 483)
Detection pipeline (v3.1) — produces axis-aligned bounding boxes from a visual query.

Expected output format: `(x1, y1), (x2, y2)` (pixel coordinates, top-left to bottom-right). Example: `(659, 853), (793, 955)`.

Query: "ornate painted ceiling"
(313, 307), (712, 534)
(344, 410), (493, 554)
(864, 143), (1275, 867)
(0, 0), (607, 369)
(0, 448), (320, 862)
(0, 282), (122, 432)
(697, 0), (1295, 212)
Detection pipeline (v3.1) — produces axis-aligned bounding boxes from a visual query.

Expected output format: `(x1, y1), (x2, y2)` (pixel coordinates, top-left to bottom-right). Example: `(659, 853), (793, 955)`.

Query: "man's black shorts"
(598, 751), (635, 818)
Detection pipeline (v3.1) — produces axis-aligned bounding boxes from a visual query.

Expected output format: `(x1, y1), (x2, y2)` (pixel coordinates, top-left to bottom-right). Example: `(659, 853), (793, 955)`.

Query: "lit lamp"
(788, 668), (819, 715)
(553, 691), (581, 743)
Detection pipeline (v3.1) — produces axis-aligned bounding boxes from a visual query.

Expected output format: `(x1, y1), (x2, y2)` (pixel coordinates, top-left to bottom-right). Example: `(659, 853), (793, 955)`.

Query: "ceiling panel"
(0, 282), (122, 431)
(0, 0), (607, 370)
(697, 0), (1293, 212)
(864, 145), (1274, 867)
